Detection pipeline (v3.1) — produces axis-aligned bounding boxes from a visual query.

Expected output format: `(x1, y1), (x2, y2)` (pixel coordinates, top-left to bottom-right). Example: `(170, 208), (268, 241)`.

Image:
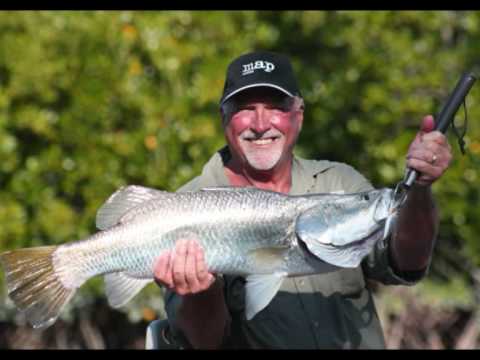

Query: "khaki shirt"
(165, 147), (425, 349)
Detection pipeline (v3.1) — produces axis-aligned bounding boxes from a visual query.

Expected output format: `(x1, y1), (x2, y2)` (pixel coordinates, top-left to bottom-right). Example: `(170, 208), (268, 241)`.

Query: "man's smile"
(243, 136), (281, 146)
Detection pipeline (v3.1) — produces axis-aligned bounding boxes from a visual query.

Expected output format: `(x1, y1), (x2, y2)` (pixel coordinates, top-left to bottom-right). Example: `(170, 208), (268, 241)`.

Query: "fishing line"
(451, 98), (468, 155)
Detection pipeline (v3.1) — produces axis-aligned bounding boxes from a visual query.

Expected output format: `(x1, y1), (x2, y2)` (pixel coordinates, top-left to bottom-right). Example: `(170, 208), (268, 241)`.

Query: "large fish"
(0, 185), (398, 329)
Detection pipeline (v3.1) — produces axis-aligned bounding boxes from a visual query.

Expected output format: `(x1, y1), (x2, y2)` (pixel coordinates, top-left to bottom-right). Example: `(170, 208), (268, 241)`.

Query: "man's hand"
(153, 239), (216, 296)
(406, 115), (453, 186)
(154, 239), (229, 349)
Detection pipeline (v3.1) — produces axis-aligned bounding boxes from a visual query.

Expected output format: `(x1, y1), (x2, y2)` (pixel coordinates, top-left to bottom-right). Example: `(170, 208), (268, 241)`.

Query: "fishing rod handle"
(404, 71), (477, 188)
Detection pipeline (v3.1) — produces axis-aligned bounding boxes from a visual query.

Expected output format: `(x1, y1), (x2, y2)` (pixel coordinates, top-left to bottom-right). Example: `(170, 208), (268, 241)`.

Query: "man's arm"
(174, 276), (230, 348)
(154, 239), (230, 349)
(389, 115), (452, 272)
(390, 185), (438, 271)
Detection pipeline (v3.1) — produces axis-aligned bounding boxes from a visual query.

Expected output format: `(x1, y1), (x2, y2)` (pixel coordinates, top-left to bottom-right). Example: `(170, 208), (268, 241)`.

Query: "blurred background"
(0, 10), (480, 349)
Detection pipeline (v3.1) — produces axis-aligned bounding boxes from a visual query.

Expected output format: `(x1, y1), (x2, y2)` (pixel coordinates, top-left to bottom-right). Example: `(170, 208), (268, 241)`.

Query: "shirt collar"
(197, 146), (334, 193)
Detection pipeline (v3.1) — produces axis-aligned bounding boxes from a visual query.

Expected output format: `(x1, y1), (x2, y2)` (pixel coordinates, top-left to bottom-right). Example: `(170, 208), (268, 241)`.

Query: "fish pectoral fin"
(96, 185), (170, 230)
(104, 272), (153, 308)
(245, 272), (287, 320)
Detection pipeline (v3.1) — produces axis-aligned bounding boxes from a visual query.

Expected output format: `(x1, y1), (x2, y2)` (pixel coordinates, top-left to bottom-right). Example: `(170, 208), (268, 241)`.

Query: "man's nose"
(251, 107), (271, 134)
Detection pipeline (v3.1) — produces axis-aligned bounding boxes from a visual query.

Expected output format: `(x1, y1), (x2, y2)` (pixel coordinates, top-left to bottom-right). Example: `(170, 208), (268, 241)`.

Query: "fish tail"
(0, 246), (77, 329)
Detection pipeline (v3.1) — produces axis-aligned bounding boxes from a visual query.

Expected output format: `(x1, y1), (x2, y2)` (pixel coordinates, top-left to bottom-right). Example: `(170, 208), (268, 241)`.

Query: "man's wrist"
(411, 181), (431, 190)
(184, 274), (224, 301)
(408, 182), (434, 203)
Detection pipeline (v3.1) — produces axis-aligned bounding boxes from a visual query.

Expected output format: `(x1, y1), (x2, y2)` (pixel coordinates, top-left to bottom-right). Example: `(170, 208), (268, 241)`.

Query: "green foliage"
(1, 10), (479, 323)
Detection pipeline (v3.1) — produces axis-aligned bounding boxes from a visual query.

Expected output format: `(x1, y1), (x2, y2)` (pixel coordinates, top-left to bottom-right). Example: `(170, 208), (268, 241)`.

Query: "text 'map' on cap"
(220, 51), (302, 106)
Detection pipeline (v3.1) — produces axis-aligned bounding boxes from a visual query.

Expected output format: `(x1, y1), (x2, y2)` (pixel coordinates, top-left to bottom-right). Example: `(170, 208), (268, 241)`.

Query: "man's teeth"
(248, 138), (276, 145)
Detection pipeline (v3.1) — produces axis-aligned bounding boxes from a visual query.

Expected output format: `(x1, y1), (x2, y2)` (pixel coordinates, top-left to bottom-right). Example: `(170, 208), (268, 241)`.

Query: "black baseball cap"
(220, 51), (302, 105)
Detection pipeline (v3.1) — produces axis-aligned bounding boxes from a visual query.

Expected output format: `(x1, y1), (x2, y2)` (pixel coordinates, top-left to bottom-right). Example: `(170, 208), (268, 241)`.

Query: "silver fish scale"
(56, 188), (300, 283)
(163, 189), (298, 275)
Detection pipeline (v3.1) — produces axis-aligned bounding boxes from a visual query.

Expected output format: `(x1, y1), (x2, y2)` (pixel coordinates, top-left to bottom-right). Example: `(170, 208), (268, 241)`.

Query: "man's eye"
(269, 105), (288, 111)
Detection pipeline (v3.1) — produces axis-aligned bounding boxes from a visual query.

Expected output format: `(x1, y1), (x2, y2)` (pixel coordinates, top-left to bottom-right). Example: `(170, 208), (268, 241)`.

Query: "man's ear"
(296, 111), (304, 132)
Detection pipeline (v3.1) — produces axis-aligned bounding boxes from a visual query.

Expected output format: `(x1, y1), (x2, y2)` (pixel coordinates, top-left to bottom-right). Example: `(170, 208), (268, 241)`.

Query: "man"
(151, 51), (452, 349)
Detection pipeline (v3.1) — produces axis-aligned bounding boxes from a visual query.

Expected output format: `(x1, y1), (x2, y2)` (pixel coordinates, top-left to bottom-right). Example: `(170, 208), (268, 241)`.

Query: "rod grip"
(403, 71), (477, 188)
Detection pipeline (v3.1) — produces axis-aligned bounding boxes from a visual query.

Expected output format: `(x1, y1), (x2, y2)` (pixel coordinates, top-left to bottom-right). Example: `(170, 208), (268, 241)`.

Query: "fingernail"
(178, 240), (186, 249)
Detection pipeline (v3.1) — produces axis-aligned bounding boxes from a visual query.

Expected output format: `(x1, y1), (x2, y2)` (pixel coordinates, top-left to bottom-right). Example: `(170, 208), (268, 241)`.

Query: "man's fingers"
(422, 131), (448, 146)
(406, 149), (437, 166)
(156, 238), (214, 295)
(195, 241), (217, 287)
(195, 241), (209, 283)
(172, 239), (188, 289)
(407, 158), (444, 179)
(163, 252), (174, 288)
(184, 240), (201, 291)
(153, 252), (173, 288)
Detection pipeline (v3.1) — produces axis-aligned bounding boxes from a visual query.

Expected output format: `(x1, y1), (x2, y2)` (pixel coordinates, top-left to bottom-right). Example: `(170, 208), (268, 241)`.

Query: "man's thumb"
(420, 115), (435, 133)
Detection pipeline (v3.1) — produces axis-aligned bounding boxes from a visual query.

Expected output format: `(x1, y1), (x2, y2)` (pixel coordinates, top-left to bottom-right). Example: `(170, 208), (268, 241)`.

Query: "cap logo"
(242, 60), (275, 76)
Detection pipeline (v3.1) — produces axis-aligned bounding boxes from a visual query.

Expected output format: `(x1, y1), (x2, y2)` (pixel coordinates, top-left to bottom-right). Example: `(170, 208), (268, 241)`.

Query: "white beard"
(240, 138), (285, 171)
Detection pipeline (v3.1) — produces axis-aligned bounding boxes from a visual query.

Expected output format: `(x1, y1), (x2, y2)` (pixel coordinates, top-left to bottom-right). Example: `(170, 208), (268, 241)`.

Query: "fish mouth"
(324, 224), (385, 251)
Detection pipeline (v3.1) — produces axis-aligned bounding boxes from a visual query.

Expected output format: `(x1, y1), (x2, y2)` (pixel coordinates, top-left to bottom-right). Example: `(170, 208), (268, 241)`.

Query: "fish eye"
(363, 194), (370, 201)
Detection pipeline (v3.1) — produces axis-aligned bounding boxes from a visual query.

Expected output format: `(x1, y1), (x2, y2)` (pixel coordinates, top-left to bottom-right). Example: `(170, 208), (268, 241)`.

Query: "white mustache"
(240, 129), (282, 141)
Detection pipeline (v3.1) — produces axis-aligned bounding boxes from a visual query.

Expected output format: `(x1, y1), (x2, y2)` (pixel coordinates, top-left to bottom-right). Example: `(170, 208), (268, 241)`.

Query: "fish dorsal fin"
(104, 272), (153, 308)
(245, 273), (287, 320)
(96, 185), (169, 230)
(200, 186), (253, 192)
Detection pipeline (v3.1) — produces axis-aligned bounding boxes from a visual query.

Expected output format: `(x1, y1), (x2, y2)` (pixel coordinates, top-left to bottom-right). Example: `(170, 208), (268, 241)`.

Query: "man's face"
(223, 88), (303, 172)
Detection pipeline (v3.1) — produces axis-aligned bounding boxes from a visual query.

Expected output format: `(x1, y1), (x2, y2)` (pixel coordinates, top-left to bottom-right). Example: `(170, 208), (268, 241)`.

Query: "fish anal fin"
(245, 273), (287, 320)
(104, 272), (153, 308)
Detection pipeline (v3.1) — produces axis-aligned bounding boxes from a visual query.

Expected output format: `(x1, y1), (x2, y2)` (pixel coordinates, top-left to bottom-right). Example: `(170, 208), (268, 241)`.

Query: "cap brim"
(221, 83), (294, 105)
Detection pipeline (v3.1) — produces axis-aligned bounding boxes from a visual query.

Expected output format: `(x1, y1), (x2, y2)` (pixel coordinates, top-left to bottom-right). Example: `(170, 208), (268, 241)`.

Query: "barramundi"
(0, 185), (398, 329)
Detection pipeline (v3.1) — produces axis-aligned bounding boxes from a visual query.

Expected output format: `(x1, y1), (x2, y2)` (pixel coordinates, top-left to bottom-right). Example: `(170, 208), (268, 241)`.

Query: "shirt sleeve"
(163, 289), (193, 348)
(362, 235), (428, 285)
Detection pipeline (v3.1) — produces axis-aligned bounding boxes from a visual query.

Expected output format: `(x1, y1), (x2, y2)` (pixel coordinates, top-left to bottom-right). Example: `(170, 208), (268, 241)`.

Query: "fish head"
(372, 187), (397, 222)
(295, 188), (397, 268)
(376, 186), (403, 242)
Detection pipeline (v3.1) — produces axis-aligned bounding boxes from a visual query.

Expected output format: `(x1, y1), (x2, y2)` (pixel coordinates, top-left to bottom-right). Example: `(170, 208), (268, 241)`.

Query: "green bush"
(1, 11), (479, 324)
